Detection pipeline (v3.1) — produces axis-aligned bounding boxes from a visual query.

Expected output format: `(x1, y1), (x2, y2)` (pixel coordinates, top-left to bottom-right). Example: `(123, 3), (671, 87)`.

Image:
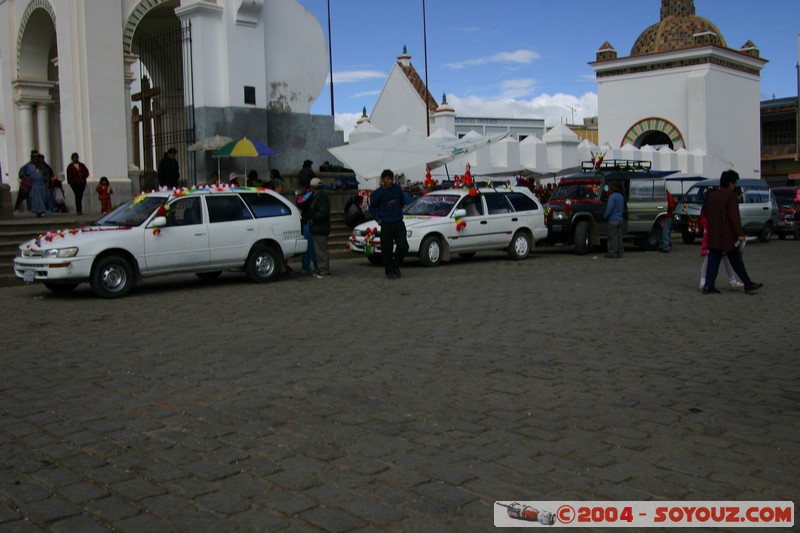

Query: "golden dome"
(631, 0), (726, 56)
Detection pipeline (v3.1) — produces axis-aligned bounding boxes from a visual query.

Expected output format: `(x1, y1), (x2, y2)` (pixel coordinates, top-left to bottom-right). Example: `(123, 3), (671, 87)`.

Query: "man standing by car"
(604, 180), (624, 258)
(370, 169), (408, 279)
(157, 147), (180, 188)
(659, 190), (676, 253)
(703, 170), (762, 294)
(308, 177), (331, 279)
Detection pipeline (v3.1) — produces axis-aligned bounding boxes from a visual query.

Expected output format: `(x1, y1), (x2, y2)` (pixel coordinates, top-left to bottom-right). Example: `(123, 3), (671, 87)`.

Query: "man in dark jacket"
(369, 169), (408, 279)
(703, 170), (762, 294)
(298, 159), (316, 188)
(308, 177), (331, 278)
(157, 147), (180, 188)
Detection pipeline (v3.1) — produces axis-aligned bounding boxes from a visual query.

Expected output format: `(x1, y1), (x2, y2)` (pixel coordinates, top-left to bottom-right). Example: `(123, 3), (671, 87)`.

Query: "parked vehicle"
(348, 186), (547, 266)
(672, 178), (778, 244)
(544, 160), (677, 254)
(771, 185), (800, 240)
(14, 187), (306, 298)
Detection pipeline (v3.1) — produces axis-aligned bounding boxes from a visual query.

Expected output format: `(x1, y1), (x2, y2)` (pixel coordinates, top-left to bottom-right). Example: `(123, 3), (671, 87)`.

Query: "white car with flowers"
(349, 187), (548, 266)
(14, 187), (306, 298)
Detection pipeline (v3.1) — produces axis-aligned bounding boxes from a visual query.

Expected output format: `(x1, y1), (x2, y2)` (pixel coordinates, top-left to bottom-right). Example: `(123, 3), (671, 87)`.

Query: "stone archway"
(123, 0), (194, 186)
(622, 117), (685, 150)
(14, 0), (59, 166)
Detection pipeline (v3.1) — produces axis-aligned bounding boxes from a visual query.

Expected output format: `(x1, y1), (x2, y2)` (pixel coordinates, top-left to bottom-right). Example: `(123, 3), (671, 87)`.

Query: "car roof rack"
(580, 159), (652, 172)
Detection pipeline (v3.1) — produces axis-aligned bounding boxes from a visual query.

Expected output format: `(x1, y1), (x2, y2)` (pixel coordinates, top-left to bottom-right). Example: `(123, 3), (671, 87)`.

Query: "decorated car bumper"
(13, 255), (93, 282)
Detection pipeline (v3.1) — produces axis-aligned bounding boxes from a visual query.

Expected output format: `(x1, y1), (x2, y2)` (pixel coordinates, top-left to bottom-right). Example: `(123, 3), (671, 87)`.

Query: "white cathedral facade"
(0, 0), (341, 214)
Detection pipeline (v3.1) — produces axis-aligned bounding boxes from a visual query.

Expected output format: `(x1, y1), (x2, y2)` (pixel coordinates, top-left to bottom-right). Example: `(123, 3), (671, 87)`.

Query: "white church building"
(0, 0), (342, 214)
(355, 0), (766, 184)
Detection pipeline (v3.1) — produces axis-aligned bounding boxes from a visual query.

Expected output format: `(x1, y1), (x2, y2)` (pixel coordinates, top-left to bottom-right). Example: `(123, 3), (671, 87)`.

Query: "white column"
(124, 54), (139, 170)
(36, 103), (52, 161)
(19, 104), (35, 156)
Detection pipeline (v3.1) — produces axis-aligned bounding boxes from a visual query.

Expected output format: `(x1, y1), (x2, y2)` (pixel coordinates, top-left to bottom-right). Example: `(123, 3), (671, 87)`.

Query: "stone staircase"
(0, 211), (355, 288)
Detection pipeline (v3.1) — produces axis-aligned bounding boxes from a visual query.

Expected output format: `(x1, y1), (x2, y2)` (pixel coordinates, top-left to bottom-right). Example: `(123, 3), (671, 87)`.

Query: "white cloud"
(332, 93), (598, 143)
(444, 49), (540, 70)
(326, 70), (385, 84)
(352, 90), (382, 99)
(500, 79), (536, 99)
(333, 112), (364, 142)
(447, 92), (598, 128)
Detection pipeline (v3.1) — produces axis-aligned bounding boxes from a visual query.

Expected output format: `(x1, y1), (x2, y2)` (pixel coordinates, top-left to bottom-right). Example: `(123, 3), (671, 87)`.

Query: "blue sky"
(298, 0), (800, 140)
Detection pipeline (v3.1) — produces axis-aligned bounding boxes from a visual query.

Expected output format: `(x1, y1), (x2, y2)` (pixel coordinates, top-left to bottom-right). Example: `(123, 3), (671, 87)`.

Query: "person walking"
(702, 170), (762, 294)
(157, 147), (180, 188)
(308, 177), (331, 278)
(19, 150), (50, 217)
(698, 205), (743, 291)
(66, 152), (90, 214)
(296, 184), (317, 274)
(659, 189), (676, 253)
(604, 180), (624, 258)
(369, 169), (408, 279)
(14, 150), (38, 212)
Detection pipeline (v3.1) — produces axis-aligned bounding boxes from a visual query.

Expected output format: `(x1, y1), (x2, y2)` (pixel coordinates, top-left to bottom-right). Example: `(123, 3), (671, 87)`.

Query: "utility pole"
(327, 0), (334, 117)
(423, 0), (430, 136)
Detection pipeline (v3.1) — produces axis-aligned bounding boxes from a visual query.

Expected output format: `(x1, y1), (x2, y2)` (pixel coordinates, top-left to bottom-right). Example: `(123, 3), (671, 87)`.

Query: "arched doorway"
(622, 117), (685, 150)
(15, 1), (60, 170)
(125, 0), (195, 188)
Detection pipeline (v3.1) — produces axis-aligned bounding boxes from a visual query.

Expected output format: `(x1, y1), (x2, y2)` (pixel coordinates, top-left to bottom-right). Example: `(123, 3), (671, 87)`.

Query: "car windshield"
(404, 194), (460, 216)
(681, 185), (711, 204)
(96, 196), (167, 227)
(774, 191), (797, 208)
(549, 181), (601, 202)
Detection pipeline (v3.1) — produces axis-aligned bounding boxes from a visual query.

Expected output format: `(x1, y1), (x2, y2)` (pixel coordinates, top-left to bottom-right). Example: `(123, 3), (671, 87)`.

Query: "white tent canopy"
(328, 126), (513, 188)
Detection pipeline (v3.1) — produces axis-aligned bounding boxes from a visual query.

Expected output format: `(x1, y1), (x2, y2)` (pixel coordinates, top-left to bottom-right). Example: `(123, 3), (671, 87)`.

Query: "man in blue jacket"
(370, 169), (409, 279)
(604, 180), (625, 258)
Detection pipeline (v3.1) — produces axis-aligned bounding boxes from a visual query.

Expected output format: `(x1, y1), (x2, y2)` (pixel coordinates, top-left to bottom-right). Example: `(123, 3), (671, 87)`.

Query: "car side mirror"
(454, 209), (467, 218)
(149, 216), (167, 228)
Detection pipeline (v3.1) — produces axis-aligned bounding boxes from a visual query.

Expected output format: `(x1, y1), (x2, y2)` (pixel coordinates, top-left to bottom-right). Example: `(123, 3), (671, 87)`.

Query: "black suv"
(544, 160), (675, 254)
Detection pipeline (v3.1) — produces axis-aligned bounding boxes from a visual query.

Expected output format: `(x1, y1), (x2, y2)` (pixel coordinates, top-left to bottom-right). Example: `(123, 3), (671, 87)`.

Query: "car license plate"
(23, 269), (34, 283)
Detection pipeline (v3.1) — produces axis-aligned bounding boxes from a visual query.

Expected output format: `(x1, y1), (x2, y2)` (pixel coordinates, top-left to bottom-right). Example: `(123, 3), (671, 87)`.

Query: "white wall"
(370, 65), (429, 137)
(596, 48), (764, 180)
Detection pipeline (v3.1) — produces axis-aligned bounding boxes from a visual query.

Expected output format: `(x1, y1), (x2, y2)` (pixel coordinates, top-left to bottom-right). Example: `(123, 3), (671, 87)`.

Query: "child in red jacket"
(96, 177), (113, 214)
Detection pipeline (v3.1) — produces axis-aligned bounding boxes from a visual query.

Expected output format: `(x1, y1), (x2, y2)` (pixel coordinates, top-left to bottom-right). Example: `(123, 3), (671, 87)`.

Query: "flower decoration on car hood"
(29, 226), (132, 249)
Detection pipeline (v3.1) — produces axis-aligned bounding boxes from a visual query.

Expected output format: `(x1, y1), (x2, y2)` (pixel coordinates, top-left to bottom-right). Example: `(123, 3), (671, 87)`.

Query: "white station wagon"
(349, 186), (548, 266)
(14, 187), (306, 298)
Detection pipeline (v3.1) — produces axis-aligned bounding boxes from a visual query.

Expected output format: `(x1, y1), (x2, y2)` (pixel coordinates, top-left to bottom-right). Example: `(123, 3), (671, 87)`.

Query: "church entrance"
(623, 117), (686, 151)
(131, 18), (195, 189)
(636, 130), (674, 150)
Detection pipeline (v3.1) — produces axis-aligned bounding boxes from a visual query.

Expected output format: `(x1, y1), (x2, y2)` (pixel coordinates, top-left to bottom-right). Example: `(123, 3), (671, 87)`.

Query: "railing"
(761, 144), (798, 158)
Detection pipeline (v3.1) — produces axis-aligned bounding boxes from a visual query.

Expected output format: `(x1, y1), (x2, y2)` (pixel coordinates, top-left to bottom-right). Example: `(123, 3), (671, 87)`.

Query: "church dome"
(631, 0), (726, 56)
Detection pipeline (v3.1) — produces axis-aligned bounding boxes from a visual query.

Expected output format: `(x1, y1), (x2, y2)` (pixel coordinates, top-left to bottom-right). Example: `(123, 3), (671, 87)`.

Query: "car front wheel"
(758, 223), (773, 243)
(419, 235), (442, 267)
(507, 230), (531, 260)
(682, 230), (696, 244)
(245, 245), (280, 283)
(573, 221), (590, 255)
(640, 224), (660, 251)
(91, 255), (134, 298)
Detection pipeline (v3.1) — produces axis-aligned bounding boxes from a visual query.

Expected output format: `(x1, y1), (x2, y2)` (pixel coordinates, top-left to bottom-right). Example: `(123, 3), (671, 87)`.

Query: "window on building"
(244, 86), (256, 105)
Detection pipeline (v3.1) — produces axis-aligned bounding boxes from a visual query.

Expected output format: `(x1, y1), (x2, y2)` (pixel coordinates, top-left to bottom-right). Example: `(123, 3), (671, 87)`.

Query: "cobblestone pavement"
(0, 239), (797, 531)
